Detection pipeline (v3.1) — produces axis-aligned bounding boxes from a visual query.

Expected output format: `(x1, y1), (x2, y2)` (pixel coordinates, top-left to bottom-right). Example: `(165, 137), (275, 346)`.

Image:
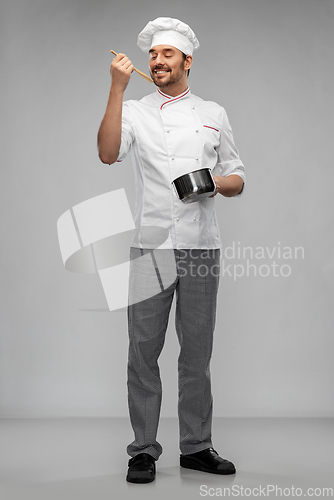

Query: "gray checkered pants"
(126, 247), (220, 459)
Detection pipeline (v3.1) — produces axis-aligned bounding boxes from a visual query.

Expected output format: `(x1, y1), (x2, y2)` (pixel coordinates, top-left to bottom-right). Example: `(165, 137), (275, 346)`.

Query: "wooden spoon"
(110, 50), (153, 83)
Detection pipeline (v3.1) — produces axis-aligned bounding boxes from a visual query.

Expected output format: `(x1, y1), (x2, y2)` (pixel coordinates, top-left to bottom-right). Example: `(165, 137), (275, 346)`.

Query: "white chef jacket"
(117, 87), (245, 250)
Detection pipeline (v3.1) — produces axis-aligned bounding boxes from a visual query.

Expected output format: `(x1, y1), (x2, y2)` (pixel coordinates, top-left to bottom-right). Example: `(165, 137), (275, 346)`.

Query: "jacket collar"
(156, 87), (191, 110)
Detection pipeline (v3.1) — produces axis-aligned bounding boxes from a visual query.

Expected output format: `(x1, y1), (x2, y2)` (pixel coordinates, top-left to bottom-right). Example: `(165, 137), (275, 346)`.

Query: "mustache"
(152, 65), (170, 71)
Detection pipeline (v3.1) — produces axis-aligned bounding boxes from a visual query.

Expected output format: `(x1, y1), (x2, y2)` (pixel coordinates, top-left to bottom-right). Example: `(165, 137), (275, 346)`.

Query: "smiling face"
(149, 45), (192, 95)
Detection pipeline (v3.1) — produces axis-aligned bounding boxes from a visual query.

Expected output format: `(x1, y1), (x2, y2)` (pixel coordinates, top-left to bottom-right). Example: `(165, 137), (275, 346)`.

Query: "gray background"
(1, 0), (333, 419)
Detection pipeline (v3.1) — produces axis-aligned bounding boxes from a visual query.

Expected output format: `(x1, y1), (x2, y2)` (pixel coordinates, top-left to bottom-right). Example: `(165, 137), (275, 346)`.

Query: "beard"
(150, 62), (185, 88)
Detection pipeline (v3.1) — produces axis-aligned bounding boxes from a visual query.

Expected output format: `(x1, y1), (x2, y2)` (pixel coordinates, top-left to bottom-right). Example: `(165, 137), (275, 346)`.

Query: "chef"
(97, 17), (245, 484)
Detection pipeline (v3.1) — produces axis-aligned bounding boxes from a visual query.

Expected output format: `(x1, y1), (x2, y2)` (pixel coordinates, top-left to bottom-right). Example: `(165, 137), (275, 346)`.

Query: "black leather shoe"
(180, 447), (236, 475)
(126, 453), (156, 483)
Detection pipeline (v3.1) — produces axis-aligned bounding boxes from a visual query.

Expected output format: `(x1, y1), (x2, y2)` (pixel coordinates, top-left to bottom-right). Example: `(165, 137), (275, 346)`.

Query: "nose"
(155, 53), (164, 65)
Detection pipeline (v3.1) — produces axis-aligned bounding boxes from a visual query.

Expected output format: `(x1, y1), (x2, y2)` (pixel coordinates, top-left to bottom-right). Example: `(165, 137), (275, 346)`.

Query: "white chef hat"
(137, 17), (200, 56)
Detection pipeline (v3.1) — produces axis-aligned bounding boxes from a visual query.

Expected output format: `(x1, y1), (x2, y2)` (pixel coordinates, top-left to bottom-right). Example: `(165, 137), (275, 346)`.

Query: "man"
(98, 17), (245, 484)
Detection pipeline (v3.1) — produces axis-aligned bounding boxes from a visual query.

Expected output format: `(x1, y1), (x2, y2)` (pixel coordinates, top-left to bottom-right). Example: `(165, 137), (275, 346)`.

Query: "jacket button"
(195, 157), (199, 161)
(175, 217), (180, 221)
(193, 217), (196, 221)
(171, 157), (174, 160)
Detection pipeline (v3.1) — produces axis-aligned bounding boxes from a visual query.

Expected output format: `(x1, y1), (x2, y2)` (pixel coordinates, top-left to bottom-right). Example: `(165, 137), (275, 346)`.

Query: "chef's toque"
(137, 17), (200, 56)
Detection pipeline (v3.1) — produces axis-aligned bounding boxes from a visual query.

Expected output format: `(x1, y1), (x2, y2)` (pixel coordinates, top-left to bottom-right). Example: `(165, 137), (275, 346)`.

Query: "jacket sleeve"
(215, 108), (246, 197)
(117, 101), (135, 162)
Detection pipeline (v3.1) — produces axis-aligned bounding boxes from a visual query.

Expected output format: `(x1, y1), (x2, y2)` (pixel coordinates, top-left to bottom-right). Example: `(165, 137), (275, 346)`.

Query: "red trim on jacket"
(203, 125), (220, 132)
(157, 89), (172, 99)
(159, 88), (190, 110)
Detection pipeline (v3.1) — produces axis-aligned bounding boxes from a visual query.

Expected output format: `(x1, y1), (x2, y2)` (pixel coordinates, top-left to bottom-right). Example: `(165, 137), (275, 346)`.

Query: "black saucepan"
(172, 168), (216, 204)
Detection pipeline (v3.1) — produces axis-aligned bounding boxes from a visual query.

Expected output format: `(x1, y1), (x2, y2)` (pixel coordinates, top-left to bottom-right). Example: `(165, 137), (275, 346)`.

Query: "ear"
(184, 55), (193, 71)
